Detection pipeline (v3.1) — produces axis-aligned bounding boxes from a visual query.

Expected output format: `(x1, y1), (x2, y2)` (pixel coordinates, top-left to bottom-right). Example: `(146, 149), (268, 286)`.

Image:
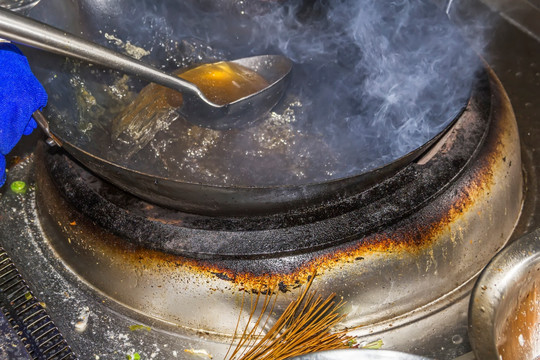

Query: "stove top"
(0, 1), (539, 359)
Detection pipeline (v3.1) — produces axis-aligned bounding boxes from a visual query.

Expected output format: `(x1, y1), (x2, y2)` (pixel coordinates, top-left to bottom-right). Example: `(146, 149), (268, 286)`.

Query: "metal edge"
(468, 227), (540, 359)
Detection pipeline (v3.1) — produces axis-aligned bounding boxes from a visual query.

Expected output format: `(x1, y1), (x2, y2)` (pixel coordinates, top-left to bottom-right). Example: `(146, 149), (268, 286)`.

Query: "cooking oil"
(178, 61), (269, 105)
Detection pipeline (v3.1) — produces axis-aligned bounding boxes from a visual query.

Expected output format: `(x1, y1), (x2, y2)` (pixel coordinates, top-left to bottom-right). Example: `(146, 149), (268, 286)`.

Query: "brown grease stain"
(114, 139), (501, 292)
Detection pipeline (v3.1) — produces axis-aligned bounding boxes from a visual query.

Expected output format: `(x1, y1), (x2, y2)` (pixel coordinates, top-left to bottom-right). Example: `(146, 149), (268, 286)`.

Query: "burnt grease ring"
(40, 70), (492, 262)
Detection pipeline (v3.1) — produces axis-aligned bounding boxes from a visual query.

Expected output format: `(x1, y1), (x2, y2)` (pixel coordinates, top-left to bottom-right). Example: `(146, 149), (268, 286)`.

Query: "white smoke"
(31, 0), (485, 184)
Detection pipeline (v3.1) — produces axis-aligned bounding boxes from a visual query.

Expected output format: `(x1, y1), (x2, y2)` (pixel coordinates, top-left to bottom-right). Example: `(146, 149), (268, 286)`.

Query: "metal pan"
(25, 0), (477, 216)
(34, 102), (466, 217)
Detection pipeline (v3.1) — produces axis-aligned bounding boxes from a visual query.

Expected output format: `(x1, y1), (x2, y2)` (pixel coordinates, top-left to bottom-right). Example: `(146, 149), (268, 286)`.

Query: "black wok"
(23, 0), (478, 216)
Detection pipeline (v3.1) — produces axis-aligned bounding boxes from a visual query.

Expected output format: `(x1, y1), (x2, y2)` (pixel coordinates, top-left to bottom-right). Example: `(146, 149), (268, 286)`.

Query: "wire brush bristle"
(225, 274), (356, 360)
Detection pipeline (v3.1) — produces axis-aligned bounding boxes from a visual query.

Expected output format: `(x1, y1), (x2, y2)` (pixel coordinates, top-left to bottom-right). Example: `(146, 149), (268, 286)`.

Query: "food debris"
(70, 221), (77, 226)
(104, 33), (150, 60)
(129, 324), (151, 332)
(184, 349), (213, 359)
(24, 292), (32, 300)
(10, 181), (27, 194)
(126, 353), (141, 360)
(74, 306), (91, 333)
(361, 339), (384, 349)
(348, 337), (384, 349)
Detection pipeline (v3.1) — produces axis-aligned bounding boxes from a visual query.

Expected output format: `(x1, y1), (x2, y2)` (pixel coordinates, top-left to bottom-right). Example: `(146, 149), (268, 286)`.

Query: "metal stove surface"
(0, 156), (484, 360)
(0, 172), (216, 359)
(0, 1), (539, 360)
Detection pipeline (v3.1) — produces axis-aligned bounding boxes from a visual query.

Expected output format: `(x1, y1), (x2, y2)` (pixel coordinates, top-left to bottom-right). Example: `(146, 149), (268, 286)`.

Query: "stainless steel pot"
(469, 228), (540, 360)
(290, 349), (432, 360)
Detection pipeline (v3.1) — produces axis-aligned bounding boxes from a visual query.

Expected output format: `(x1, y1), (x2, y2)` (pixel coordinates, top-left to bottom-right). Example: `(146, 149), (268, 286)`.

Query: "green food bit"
(24, 292), (32, 300)
(10, 181), (27, 194)
(347, 338), (358, 347)
(126, 353), (141, 360)
(129, 324), (151, 332)
(362, 339), (384, 349)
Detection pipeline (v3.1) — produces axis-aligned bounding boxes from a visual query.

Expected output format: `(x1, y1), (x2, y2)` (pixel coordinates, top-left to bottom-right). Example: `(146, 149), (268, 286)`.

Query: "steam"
(33, 0), (483, 186)
(174, 0), (479, 181)
(238, 0), (480, 164)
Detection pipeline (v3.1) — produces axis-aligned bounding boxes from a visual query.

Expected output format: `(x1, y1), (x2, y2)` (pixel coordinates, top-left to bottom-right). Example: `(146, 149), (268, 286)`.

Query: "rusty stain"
(114, 155), (493, 292)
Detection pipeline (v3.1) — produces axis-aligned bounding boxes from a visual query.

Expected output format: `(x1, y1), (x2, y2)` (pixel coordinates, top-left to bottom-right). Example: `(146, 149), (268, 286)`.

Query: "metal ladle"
(0, 7), (293, 130)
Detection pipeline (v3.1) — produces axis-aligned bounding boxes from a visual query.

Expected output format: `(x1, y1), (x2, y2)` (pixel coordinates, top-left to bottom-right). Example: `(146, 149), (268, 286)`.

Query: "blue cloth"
(0, 43), (47, 187)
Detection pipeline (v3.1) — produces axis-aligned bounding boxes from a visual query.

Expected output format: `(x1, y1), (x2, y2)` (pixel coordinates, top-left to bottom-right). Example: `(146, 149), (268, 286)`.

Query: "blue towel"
(0, 43), (47, 187)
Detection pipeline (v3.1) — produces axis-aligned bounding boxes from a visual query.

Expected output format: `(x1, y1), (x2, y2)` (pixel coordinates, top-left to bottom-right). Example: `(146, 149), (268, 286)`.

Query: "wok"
(24, 0), (478, 216)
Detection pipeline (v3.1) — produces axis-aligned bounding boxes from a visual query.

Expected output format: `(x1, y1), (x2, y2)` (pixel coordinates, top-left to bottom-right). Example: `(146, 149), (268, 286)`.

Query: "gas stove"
(0, 0), (539, 359)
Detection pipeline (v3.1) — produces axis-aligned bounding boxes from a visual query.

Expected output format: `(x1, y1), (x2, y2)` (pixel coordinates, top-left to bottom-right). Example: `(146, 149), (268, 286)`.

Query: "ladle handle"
(0, 7), (212, 104)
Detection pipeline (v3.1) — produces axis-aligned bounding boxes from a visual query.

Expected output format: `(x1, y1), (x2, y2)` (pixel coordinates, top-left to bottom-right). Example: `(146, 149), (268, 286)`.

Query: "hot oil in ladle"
(178, 61), (269, 106)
